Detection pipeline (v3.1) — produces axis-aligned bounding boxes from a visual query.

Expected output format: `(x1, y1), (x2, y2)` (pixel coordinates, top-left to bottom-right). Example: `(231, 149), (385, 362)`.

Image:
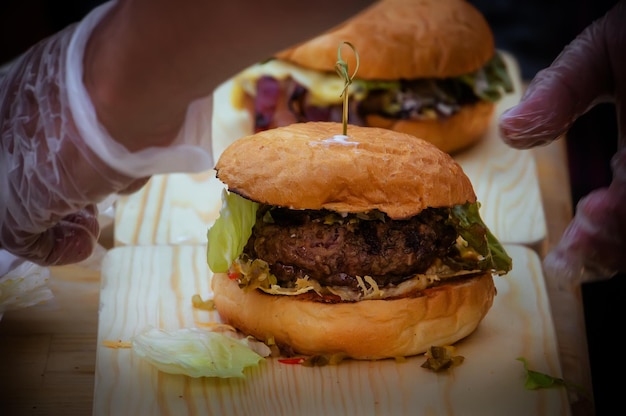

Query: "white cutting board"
(93, 244), (569, 415)
(113, 51), (546, 247)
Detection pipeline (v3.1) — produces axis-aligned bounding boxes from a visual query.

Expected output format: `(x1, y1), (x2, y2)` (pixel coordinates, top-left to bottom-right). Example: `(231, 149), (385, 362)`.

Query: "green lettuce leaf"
(207, 190), (259, 273)
(132, 327), (264, 378)
(517, 357), (585, 394)
(450, 202), (512, 275)
(458, 52), (514, 102)
(354, 52), (513, 105)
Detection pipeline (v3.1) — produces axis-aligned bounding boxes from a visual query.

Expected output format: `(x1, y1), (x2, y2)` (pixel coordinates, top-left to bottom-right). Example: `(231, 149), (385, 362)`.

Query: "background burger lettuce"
(234, 53), (512, 132)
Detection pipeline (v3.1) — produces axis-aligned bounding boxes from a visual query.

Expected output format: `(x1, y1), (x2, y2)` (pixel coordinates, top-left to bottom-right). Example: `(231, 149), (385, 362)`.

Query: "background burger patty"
(244, 207), (457, 289)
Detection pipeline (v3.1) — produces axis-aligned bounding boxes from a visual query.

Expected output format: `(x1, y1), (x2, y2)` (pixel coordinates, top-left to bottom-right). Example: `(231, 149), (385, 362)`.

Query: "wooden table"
(0, 138), (575, 416)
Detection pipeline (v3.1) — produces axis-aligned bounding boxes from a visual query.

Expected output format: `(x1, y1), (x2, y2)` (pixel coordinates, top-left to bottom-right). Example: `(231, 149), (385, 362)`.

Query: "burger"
(206, 121), (512, 360)
(229, 0), (513, 154)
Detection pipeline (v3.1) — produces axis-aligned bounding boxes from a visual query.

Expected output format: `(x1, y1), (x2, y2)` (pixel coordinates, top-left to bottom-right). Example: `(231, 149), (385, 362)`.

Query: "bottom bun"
(211, 272), (496, 360)
(365, 101), (495, 154)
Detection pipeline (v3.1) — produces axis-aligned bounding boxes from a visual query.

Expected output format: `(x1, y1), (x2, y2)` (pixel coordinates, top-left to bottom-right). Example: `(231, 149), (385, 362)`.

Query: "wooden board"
(94, 244), (569, 415)
(114, 51), (546, 247)
(113, 170), (225, 246)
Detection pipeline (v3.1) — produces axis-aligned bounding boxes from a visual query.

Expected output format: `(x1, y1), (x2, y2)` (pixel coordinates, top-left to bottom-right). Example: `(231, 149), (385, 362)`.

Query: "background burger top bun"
(275, 0), (495, 80)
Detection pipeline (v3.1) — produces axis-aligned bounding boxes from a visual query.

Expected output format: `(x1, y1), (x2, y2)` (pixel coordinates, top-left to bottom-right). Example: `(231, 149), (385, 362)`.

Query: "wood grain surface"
(94, 244), (569, 416)
(113, 170), (225, 246)
(0, 121), (576, 416)
(0, 264), (101, 415)
(0, 53), (578, 416)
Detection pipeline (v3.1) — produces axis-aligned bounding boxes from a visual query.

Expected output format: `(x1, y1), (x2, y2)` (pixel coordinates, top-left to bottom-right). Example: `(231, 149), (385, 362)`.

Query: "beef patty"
(243, 206), (458, 290)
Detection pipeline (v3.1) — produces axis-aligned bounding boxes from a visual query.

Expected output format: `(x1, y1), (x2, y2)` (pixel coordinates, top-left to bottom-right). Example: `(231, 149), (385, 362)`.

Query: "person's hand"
(82, 0), (377, 151)
(0, 3), (207, 267)
(498, 2), (626, 411)
(499, 0), (626, 282)
(0, 0), (376, 268)
(0, 24), (156, 265)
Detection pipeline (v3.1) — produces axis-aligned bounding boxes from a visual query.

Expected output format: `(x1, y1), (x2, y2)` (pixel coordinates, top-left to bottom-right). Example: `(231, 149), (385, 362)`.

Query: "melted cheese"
(232, 60), (358, 108)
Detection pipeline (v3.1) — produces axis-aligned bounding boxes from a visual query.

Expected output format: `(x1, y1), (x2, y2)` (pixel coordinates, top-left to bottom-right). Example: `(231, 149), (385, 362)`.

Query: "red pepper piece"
(278, 357), (305, 365)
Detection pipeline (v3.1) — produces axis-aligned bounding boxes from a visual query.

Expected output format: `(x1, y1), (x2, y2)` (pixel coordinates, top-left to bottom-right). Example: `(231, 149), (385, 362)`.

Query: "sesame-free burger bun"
(214, 122), (477, 219)
(211, 271), (495, 359)
(275, 0), (495, 80)
(211, 121), (500, 360)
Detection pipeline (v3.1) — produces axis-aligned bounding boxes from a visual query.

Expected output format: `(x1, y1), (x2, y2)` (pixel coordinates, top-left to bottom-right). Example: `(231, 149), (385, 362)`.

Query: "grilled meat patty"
(243, 206), (458, 290)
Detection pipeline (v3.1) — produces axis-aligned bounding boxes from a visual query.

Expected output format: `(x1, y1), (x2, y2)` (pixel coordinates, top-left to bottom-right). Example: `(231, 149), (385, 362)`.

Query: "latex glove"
(1, 0), (376, 270)
(499, 0), (626, 283)
(498, 3), (626, 410)
(0, 2), (213, 268)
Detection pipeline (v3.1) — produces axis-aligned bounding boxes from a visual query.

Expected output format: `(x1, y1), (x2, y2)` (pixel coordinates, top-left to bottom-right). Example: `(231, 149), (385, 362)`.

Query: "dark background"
(1, 0), (623, 414)
(472, 3), (623, 415)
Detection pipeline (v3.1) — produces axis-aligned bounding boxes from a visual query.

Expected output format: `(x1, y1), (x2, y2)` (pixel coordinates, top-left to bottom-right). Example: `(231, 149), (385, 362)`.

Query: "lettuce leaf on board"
(132, 327), (265, 379)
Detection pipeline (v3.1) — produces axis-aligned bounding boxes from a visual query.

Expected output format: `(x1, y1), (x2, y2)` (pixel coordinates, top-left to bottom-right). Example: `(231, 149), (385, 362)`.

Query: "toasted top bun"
(214, 122), (476, 219)
(211, 271), (496, 359)
(275, 0), (495, 80)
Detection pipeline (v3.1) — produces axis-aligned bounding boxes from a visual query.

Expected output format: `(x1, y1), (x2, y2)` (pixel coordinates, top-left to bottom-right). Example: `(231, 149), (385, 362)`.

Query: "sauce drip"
(309, 135), (358, 147)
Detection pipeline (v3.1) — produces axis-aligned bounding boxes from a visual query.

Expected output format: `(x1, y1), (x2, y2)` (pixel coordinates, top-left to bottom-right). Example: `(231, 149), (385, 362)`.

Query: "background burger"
(207, 121), (512, 360)
(229, 0), (513, 154)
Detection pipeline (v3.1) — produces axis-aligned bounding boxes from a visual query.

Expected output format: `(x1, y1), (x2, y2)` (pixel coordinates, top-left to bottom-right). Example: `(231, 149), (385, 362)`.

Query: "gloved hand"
(499, 2), (626, 410)
(0, 2), (213, 267)
(499, 0), (626, 283)
(0, 0), (376, 269)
